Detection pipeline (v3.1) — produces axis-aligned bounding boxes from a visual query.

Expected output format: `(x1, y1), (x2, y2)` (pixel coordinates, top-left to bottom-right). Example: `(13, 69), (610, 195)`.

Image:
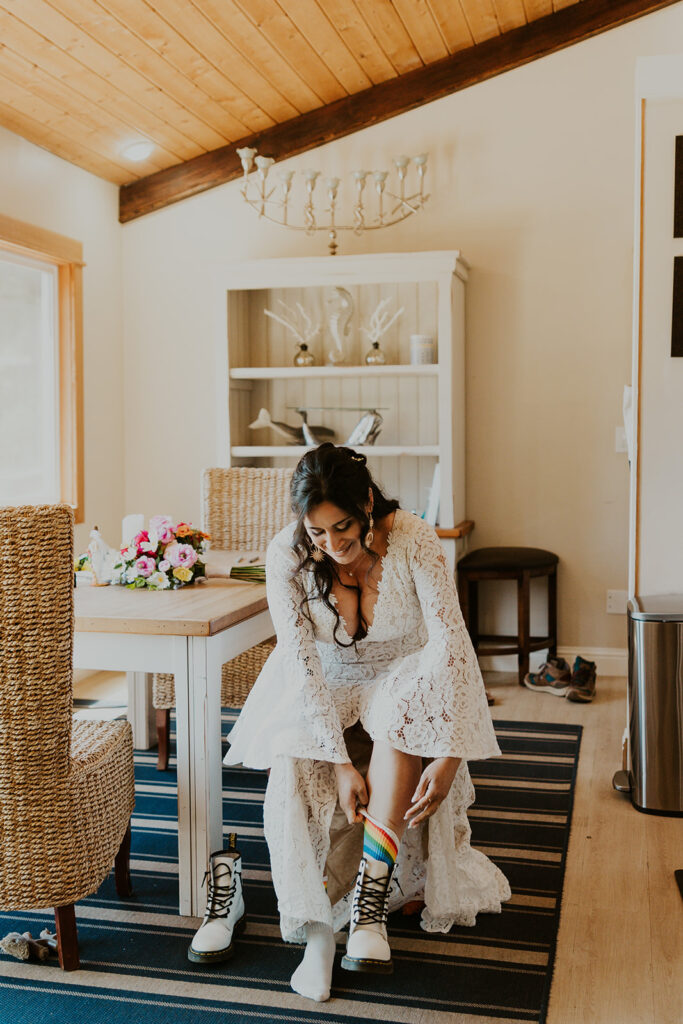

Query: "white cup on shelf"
(410, 334), (436, 365)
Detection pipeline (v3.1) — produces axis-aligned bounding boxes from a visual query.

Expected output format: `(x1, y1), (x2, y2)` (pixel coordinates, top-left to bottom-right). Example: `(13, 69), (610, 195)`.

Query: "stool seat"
(457, 546), (559, 686)
(458, 547), (559, 572)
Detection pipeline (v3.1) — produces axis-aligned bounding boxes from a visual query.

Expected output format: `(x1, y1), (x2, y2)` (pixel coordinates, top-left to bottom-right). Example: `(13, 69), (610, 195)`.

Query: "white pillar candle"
(122, 513), (145, 548)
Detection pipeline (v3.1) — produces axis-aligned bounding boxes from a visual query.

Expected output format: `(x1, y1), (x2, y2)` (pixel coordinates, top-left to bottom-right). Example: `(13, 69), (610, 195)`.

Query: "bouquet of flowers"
(113, 515), (210, 590)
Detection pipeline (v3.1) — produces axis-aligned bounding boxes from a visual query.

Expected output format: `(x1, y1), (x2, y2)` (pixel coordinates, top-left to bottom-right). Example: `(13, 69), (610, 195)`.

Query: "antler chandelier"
(235, 147), (430, 256)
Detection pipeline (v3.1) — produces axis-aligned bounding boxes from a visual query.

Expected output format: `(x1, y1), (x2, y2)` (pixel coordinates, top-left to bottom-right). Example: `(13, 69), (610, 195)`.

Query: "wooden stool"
(457, 547), (559, 686)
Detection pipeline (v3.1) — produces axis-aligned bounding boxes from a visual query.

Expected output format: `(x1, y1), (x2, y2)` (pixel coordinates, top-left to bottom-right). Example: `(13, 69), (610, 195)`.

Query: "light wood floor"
(77, 670), (682, 1024)
(483, 672), (683, 1024)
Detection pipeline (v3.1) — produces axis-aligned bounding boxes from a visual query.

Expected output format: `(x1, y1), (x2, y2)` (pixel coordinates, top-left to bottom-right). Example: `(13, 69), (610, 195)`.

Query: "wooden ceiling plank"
(553, 0), (580, 10)
(96, 0), (274, 133)
(190, 0), (322, 113)
(0, 98), (130, 182)
(273, 0), (373, 94)
(0, 7), (202, 161)
(390, 0), (450, 64)
(491, 0), (529, 34)
(313, 0), (398, 83)
(0, 42), (177, 175)
(351, 0), (424, 74)
(0, 0), (221, 150)
(0, 71), (137, 180)
(522, 0), (554, 20)
(458, 0), (502, 43)
(120, 0), (681, 222)
(53, 0), (253, 139)
(142, 0), (299, 123)
(229, 0), (349, 104)
(425, 0), (476, 53)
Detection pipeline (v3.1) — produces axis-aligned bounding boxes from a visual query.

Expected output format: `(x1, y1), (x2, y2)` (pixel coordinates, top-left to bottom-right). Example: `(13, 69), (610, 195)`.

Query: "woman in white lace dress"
(224, 444), (510, 1002)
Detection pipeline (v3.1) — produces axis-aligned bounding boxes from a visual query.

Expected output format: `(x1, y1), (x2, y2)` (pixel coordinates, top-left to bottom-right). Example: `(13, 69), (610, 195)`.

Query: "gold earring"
(311, 546), (325, 562)
(365, 514), (374, 548)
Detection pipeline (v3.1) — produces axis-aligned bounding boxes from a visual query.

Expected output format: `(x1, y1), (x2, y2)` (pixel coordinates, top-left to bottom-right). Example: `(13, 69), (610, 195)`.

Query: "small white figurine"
(87, 526), (119, 585)
(327, 286), (354, 365)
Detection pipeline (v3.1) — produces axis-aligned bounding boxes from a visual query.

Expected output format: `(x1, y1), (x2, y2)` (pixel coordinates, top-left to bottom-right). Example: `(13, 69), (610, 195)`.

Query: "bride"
(190, 442), (510, 1002)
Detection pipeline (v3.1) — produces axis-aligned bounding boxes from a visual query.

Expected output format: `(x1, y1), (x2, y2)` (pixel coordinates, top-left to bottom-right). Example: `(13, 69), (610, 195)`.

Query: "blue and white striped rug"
(0, 712), (581, 1024)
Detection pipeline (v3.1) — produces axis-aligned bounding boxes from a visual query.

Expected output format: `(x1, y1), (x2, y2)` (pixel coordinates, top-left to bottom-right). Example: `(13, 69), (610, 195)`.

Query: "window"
(0, 214), (83, 521)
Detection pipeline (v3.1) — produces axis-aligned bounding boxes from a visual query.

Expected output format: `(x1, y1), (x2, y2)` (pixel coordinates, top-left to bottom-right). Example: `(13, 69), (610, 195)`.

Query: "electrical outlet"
(606, 589), (628, 614)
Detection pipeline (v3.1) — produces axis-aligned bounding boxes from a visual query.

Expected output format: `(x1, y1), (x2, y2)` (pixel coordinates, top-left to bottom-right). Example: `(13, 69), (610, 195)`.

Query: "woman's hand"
(334, 763), (368, 824)
(404, 757), (461, 828)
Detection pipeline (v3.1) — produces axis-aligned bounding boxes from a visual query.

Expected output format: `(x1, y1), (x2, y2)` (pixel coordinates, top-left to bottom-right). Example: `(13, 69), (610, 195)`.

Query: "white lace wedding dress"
(224, 509), (511, 943)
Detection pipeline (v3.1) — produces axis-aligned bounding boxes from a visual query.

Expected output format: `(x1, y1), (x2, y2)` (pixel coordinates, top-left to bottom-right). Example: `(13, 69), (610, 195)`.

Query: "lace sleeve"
(365, 518), (501, 760)
(265, 532), (350, 764)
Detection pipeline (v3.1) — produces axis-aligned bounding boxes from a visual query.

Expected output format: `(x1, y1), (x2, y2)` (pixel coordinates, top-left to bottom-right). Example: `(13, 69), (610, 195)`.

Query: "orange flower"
(174, 523), (193, 538)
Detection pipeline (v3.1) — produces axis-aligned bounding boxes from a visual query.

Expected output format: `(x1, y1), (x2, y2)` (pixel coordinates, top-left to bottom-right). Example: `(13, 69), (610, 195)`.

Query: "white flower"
(147, 571), (170, 590)
(140, 526), (159, 553)
(125, 565), (140, 583)
(122, 546), (137, 562)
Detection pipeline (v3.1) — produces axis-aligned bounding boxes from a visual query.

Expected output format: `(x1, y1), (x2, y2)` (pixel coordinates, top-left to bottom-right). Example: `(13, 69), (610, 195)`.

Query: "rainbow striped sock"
(362, 812), (399, 868)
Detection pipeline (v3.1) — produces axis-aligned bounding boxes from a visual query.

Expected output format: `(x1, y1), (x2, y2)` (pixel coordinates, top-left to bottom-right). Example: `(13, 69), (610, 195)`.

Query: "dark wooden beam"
(119, 0), (679, 222)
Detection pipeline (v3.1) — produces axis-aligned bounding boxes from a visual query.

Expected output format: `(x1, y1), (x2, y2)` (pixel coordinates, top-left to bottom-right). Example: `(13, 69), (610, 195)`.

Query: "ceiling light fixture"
(235, 147), (430, 256)
(122, 141), (155, 162)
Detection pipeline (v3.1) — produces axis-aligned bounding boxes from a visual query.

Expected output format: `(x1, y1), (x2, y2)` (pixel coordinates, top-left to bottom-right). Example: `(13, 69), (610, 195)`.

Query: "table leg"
(126, 672), (156, 749)
(174, 636), (224, 917)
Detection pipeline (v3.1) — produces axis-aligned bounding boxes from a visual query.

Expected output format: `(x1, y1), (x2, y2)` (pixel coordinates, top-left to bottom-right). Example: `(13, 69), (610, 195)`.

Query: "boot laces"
(350, 863), (391, 928)
(202, 864), (236, 921)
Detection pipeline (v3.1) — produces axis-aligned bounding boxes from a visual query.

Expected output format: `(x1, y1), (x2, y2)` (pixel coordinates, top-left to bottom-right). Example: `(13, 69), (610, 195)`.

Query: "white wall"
(0, 125), (124, 553)
(121, 6), (683, 655)
(633, 67), (683, 595)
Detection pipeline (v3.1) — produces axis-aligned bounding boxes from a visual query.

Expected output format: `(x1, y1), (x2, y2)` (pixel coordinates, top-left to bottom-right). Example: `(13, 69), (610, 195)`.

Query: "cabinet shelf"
(231, 445), (440, 458)
(230, 365), (439, 380)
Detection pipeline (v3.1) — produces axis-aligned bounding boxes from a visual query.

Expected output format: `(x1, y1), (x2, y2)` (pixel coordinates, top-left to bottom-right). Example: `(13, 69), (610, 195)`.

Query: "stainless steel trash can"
(627, 595), (683, 816)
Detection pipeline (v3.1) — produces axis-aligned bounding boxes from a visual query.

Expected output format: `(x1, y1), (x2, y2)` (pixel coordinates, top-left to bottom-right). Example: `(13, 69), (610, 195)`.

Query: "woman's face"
(303, 501), (366, 566)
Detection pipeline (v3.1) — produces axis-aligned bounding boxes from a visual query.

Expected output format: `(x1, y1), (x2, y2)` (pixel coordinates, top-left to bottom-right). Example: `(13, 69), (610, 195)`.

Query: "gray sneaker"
(566, 656), (597, 703)
(523, 657), (572, 696)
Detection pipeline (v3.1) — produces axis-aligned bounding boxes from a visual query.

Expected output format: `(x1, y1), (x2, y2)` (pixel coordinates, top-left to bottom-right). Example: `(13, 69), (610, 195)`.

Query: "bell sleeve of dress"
(259, 530), (351, 764)
(363, 517), (501, 761)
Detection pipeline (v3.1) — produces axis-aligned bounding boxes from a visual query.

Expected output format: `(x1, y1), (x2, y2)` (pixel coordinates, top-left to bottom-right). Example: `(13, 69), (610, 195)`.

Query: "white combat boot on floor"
(187, 834), (246, 963)
(341, 857), (393, 974)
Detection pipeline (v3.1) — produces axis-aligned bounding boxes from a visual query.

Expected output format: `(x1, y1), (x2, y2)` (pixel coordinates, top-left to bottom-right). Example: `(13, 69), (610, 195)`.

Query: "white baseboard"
(478, 646), (628, 678)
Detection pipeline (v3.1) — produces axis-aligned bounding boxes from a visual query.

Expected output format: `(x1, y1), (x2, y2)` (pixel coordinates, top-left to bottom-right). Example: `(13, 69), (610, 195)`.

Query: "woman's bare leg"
(365, 740), (422, 838)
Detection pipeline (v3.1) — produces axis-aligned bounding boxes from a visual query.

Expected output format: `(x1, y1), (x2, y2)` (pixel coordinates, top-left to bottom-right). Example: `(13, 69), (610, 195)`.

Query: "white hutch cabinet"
(215, 251), (469, 568)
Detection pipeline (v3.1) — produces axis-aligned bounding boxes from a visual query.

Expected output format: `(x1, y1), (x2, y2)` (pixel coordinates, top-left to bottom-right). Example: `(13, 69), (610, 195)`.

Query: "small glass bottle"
(294, 343), (315, 367)
(364, 341), (387, 365)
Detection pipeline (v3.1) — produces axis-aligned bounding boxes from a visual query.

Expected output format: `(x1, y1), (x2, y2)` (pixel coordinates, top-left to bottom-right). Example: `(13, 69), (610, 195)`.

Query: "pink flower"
(150, 515), (174, 545)
(158, 559), (171, 572)
(164, 542), (182, 567)
(135, 556), (156, 578)
(175, 543), (198, 568)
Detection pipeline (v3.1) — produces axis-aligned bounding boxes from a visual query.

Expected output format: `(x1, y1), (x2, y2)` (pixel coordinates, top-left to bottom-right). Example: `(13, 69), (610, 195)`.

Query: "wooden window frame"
(0, 213), (84, 522)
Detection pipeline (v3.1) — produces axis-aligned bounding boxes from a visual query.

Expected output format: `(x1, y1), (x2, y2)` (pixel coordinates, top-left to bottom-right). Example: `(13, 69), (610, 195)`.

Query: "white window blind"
(0, 250), (60, 506)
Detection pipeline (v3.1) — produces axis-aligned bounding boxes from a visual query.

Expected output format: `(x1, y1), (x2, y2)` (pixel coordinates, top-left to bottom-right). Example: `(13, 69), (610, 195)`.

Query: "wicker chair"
(0, 504), (135, 971)
(153, 466), (293, 770)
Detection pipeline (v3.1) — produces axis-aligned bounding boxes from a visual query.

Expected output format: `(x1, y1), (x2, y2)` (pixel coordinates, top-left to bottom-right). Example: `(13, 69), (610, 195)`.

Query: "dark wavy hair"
(290, 443), (399, 645)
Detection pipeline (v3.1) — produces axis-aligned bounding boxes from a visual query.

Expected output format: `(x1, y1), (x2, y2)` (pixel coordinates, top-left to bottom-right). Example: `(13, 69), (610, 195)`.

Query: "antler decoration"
(360, 298), (404, 346)
(263, 300), (321, 348)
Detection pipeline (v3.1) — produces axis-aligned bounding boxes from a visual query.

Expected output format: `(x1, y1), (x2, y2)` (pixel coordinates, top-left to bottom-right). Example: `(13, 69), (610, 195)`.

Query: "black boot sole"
(340, 953), (393, 974)
(187, 913), (246, 963)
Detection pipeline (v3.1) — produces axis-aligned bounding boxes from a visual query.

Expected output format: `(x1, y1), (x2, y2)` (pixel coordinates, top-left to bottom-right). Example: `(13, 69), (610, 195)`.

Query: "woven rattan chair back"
(0, 504), (74, 785)
(202, 467), (294, 551)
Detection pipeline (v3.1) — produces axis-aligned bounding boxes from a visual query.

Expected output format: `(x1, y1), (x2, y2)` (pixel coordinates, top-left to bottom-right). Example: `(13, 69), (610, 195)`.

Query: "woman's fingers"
(411, 772), (429, 804)
(404, 791), (432, 824)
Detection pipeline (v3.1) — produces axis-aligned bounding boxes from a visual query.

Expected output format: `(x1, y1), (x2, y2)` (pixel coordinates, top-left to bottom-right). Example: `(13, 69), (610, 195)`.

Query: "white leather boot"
(187, 835), (246, 963)
(341, 857), (393, 974)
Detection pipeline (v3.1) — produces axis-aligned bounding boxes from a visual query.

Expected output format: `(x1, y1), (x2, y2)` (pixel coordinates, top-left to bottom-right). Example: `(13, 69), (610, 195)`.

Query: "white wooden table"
(73, 570), (271, 917)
